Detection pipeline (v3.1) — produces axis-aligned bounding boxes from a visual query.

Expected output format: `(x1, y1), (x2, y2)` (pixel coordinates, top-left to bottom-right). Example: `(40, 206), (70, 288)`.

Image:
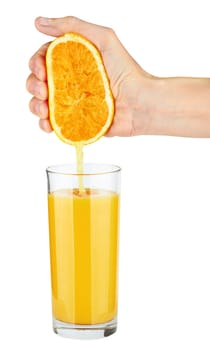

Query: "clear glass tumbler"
(46, 163), (121, 339)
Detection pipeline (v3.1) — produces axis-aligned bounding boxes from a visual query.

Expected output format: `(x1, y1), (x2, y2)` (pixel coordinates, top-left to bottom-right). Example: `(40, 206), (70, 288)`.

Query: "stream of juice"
(75, 143), (84, 193)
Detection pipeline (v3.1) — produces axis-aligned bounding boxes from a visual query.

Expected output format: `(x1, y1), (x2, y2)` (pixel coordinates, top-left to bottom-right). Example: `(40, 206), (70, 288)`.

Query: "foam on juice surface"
(52, 188), (116, 198)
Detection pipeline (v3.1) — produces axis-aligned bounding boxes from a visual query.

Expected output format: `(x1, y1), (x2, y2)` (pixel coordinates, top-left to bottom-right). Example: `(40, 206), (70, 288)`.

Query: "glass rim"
(46, 163), (121, 176)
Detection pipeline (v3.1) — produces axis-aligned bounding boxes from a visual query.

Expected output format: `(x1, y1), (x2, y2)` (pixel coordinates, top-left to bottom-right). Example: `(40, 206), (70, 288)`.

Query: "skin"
(26, 16), (210, 138)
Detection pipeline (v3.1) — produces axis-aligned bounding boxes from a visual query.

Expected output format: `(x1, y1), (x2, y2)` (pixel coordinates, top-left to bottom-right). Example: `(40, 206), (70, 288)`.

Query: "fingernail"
(37, 17), (52, 26)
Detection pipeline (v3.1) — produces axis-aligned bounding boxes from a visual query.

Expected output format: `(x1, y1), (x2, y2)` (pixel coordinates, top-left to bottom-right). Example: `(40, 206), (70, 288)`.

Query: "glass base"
(53, 317), (117, 340)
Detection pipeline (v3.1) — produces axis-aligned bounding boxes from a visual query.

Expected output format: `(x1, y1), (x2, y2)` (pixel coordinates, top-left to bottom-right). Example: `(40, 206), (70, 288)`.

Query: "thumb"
(35, 16), (104, 45)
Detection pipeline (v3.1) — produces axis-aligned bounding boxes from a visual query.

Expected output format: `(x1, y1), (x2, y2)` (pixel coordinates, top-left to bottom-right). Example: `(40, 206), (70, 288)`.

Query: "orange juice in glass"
(46, 163), (121, 339)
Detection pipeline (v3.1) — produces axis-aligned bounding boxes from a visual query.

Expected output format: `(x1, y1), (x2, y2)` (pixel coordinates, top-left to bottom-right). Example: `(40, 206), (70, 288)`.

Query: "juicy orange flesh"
(51, 42), (108, 141)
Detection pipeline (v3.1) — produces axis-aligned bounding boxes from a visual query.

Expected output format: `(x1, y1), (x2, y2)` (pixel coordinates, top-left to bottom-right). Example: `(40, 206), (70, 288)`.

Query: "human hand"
(26, 16), (153, 136)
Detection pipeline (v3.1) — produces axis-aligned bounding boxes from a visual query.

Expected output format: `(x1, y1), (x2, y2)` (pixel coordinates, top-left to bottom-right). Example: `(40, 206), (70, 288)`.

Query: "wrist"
(132, 73), (161, 136)
(135, 75), (210, 137)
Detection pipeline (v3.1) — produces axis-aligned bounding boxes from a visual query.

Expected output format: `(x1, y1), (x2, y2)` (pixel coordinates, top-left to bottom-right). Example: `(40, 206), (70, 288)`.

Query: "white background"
(1, 0), (210, 349)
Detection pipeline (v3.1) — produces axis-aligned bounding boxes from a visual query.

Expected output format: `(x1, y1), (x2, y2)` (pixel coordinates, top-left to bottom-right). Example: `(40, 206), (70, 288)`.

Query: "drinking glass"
(46, 163), (121, 339)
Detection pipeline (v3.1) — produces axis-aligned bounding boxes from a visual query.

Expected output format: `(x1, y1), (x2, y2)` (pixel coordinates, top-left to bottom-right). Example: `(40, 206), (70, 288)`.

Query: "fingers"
(28, 95), (52, 132)
(28, 95), (52, 133)
(39, 119), (53, 133)
(26, 73), (48, 100)
(29, 97), (48, 118)
(35, 16), (108, 48)
(27, 42), (51, 132)
(29, 42), (49, 82)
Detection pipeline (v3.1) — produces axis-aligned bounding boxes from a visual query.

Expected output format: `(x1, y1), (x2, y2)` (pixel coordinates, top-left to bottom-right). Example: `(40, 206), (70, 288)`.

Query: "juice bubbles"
(48, 188), (120, 325)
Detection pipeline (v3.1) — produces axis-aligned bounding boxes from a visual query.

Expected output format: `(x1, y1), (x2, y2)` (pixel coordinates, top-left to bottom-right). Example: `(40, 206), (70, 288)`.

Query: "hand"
(26, 16), (153, 137)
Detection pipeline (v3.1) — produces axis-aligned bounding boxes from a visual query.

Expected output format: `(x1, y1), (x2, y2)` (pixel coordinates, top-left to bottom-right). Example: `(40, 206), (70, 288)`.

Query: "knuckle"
(68, 15), (77, 21)
(39, 119), (44, 130)
(29, 54), (38, 70)
(28, 57), (34, 70)
(26, 75), (32, 92)
(29, 97), (37, 114)
(103, 27), (116, 45)
(66, 15), (79, 27)
(106, 27), (116, 37)
(29, 98), (33, 110)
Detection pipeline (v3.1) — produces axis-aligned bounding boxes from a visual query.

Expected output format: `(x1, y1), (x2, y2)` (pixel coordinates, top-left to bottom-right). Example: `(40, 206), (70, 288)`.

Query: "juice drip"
(75, 143), (85, 193)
